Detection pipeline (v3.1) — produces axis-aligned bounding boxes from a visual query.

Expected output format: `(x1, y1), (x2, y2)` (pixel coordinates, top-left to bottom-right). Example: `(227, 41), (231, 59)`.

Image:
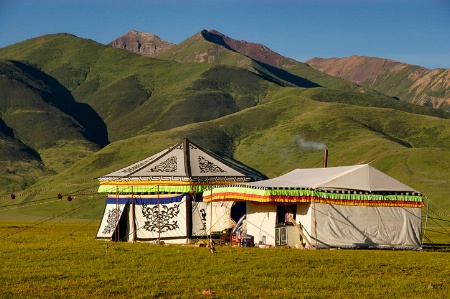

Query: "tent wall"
(296, 203), (313, 242)
(246, 202), (312, 247)
(96, 194), (209, 243)
(135, 196), (188, 240)
(244, 201), (422, 249)
(313, 203), (422, 249)
(246, 202), (277, 246)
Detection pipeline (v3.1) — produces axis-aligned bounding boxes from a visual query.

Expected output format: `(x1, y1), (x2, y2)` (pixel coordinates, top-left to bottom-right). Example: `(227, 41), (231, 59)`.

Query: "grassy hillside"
(0, 33), (448, 221)
(2, 89), (448, 221)
(1, 34), (286, 141)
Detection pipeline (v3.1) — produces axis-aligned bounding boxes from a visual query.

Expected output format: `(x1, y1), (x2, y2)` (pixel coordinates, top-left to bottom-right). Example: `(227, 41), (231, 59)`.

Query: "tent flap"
(96, 203), (127, 239)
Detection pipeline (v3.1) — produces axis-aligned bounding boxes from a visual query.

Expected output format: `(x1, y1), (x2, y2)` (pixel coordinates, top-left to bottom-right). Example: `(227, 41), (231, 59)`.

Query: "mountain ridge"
(307, 55), (450, 111)
(109, 29), (449, 111)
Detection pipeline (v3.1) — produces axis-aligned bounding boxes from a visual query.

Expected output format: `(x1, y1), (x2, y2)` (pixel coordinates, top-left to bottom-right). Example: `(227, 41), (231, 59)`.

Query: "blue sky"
(1, 0), (449, 69)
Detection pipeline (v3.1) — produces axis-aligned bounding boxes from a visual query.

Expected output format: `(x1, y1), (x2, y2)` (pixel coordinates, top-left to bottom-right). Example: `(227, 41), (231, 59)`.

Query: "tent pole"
(116, 186), (119, 242)
(209, 185), (213, 248)
(313, 197), (318, 248)
(158, 185), (161, 244)
(422, 196), (430, 248)
(131, 187), (136, 243)
(186, 182), (194, 243)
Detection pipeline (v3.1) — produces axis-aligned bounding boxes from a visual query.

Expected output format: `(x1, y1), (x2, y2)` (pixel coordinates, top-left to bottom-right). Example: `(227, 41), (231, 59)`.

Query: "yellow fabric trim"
(99, 180), (239, 186)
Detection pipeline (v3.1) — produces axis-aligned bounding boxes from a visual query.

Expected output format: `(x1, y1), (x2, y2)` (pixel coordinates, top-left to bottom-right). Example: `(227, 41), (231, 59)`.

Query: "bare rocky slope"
(108, 30), (175, 57)
(307, 56), (450, 111)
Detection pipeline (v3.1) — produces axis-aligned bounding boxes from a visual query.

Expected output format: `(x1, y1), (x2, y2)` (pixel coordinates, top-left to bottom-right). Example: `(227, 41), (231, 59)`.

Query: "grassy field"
(0, 221), (449, 299)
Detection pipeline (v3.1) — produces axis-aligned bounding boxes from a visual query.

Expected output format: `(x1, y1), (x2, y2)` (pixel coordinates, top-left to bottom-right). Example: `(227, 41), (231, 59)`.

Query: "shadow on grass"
(422, 243), (450, 252)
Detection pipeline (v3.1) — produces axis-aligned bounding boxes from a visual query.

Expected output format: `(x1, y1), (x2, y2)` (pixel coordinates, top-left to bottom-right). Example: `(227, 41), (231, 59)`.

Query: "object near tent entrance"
(276, 204), (296, 224)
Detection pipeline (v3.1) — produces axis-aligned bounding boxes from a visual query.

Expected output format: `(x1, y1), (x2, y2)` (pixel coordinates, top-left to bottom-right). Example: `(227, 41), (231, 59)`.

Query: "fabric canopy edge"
(203, 187), (424, 208)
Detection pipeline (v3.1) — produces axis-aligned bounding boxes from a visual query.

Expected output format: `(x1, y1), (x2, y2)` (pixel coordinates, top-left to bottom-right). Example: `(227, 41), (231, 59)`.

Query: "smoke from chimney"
(295, 136), (328, 151)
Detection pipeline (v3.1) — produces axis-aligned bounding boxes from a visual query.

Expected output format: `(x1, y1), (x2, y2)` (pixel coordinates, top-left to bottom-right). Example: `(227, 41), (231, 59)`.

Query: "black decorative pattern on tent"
(199, 207), (207, 231)
(102, 208), (121, 234)
(120, 157), (157, 174)
(150, 156), (177, 172)
(198, 156), (226, 173)
(141, 204), (180, 232)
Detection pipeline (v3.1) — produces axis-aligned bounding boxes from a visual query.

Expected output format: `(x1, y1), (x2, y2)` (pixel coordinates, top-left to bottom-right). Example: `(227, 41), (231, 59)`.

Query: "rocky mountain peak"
(108, 30), (175, 57)
(200, 29), (285, 67)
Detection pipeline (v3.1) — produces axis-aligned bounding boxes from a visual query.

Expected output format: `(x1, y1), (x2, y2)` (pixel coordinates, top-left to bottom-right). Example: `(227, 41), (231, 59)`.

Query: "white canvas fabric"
(312, 203), (422, 249)
(243, 202), (422, 249)
(247, 164), (418, 192)
(96, 203), (126, 239)
(206, 201), (235, 234)
(98, 147), (169, 179)
(99, 138), (265, 182)
(246, 202), (277, 245)
(96, 195), (210, 242)
(192, 201), (208, 237)
(135, 199), (188, 240)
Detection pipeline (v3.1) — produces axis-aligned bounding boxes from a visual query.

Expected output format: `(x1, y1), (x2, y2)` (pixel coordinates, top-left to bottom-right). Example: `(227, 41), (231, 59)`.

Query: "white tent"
(96, 137), (265, 243)
(204, 164), (425, 249)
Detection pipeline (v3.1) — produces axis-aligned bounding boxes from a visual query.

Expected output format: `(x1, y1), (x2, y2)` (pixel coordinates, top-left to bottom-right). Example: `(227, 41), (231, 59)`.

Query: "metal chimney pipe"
(323, 149), (328, 168)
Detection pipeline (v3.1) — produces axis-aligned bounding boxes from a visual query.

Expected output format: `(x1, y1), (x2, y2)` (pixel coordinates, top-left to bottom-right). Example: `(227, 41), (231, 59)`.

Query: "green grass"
(0, 221), (448, 299)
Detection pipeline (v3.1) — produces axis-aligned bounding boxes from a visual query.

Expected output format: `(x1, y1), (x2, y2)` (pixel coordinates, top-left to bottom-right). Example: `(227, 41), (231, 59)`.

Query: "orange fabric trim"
(206, 192), (424, 208)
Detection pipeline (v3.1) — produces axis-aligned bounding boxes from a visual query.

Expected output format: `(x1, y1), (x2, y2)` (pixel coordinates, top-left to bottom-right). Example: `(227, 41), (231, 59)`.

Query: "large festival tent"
(203, 164), (425, 249)
(96, 137), (266, 243)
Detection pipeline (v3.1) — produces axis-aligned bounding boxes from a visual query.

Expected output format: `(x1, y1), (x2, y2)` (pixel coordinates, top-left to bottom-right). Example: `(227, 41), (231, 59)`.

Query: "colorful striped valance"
(98, 180), (238, 194)
(202, 186), (424, 208)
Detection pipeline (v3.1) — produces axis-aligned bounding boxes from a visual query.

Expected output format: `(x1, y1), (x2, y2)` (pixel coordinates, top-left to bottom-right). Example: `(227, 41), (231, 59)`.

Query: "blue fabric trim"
(106, 194), (186, 205)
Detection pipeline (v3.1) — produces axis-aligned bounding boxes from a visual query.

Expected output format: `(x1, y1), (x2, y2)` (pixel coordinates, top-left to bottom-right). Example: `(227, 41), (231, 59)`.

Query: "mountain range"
(0, 29), (448, 218)
(110, 30), (449, 111)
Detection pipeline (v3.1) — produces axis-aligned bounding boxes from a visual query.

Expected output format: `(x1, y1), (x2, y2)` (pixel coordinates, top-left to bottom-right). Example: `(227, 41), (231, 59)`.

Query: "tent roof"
(99, 137), (266, 183)
(247, 164), (418, 192)
(203, 164), (423, 207)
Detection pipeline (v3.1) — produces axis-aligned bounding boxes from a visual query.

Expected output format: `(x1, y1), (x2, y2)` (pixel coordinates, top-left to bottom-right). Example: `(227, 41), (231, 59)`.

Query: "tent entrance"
(111, 205), (129, 241)
(96, 201), (127, 240)
(230, 202), (246, 223)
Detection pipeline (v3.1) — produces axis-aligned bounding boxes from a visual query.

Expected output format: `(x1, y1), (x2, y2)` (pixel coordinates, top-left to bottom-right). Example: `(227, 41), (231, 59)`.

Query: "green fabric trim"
(203, 186), (423, 203)
(98, 185), (207, 194)
(266, 189), (315, 197)
(100, 184), (424, 204)
(313, 190), (423, 202)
